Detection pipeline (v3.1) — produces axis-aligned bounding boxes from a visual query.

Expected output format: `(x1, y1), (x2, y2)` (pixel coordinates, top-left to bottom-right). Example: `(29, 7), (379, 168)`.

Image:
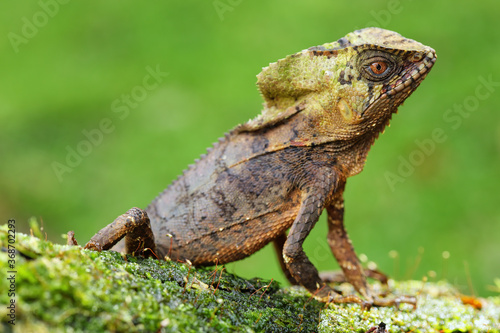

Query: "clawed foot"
(319, 268), (389, 285)
(318, 269), (417, 309)
(324, 292), (416, 310)
(372, 295), (417, 309)
(326, 293), (373, 310)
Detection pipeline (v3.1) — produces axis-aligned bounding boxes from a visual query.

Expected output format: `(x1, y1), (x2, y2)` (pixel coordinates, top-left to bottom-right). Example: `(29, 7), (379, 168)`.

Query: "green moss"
(0, 225), (498, 332)
(320, 282), (499, 332)
(0, 225), (322, 332)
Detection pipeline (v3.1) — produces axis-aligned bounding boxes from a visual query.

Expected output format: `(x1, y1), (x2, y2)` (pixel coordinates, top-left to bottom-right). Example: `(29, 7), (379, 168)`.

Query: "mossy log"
(0, 225), (498, 332)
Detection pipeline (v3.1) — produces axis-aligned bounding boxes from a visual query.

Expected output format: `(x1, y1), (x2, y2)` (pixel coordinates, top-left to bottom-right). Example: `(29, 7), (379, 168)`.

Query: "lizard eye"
(369, 61), (388, 75)
(359, 52), (398, 82)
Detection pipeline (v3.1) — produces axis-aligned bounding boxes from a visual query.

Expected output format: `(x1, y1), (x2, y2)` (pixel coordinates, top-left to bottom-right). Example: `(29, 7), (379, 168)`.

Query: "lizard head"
(256, 28), (436, 140)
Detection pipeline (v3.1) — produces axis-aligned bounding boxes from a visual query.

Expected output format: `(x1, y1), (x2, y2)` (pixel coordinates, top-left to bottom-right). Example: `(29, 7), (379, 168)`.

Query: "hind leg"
(68, 207), (157, 257)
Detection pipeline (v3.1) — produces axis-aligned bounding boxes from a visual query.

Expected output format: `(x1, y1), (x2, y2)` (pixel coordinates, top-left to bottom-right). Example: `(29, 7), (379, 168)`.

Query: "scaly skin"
(74, 28), (437, 308)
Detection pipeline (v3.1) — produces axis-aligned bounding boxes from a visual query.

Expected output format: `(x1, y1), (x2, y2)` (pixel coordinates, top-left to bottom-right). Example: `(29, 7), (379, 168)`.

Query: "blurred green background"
(1, 1), (499, 297)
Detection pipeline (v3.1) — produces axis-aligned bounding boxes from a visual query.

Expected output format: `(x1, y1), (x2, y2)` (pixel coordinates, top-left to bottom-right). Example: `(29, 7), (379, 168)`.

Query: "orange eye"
(369, 61), (388, 75)
(360, 53), (397, 81)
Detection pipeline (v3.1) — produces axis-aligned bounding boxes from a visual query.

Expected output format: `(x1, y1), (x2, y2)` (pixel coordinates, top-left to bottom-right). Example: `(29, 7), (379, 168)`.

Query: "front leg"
(326, 189), (371, 301)
(69, 207), (157, 257)
(326, 191), (416, 307)
(283, 171), (369, 306)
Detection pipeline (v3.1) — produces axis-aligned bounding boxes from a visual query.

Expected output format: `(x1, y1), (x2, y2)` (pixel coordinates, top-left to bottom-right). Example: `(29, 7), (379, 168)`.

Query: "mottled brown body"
(148, 120), (353, 265)
(75, 28), (436, 308)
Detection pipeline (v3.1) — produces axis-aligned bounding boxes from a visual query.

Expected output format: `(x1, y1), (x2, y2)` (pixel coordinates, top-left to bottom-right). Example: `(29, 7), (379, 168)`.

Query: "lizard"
(69, 27), (437, 308)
